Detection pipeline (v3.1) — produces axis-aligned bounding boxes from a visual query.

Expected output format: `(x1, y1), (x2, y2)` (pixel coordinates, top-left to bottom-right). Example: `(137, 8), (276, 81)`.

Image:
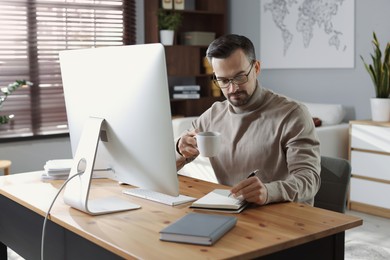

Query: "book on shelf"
(190, 189), (248, 213)
(159, 212), (237, 245)
(171, 85), (201, 99)
(173, 85), (201, 91)
(172, 92), (200, 99)
(173, 90), (199, 94)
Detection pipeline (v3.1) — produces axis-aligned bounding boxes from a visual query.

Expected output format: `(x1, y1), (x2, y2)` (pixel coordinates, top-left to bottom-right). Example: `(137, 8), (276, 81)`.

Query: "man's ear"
(254, 60), (261, 75)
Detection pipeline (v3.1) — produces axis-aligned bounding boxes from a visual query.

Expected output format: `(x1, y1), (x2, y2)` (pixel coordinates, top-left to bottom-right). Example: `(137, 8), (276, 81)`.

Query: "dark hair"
(206, 34), (256, 64)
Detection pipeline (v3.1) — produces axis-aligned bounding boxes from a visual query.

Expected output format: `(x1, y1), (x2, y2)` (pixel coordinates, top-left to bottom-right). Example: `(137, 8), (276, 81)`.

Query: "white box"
(182, 32), (215, 46)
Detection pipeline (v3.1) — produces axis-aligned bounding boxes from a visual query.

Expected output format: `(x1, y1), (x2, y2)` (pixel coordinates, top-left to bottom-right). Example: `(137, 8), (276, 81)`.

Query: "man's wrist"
(176, 137), (196, 164)
(176, 138), (184, 157)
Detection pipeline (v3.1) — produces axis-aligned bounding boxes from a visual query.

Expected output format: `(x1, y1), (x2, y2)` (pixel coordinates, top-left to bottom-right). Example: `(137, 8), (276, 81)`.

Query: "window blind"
(0, 0), (135, 139)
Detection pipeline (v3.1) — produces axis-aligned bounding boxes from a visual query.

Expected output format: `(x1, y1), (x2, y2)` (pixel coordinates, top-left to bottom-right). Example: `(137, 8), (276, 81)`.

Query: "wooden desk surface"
(0, 171), (362, 259)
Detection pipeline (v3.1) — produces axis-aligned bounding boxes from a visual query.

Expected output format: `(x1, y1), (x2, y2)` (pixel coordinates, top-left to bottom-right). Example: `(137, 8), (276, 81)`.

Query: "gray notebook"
(159, 212), (237, 245)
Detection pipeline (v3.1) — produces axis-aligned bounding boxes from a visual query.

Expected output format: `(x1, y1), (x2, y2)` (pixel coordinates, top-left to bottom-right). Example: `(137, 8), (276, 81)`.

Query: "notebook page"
(191, 189), (245, 209)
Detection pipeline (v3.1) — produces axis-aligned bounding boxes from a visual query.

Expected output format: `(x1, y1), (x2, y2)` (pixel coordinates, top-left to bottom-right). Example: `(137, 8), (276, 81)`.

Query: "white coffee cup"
(196, 131), (221, 157)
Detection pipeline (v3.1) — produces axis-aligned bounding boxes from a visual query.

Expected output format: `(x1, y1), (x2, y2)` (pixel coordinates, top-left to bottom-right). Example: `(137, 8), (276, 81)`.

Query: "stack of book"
(41, 159), (111, 180)
(42, 159), (73, 180)
(172, 85), (200, 99)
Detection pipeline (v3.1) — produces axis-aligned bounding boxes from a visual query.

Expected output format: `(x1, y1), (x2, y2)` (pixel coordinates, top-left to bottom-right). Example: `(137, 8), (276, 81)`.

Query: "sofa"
(172, 102), (349, 183)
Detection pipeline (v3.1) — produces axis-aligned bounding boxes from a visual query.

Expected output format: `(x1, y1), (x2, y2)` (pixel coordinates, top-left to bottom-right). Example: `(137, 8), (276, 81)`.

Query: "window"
(0, 0), (136, 139)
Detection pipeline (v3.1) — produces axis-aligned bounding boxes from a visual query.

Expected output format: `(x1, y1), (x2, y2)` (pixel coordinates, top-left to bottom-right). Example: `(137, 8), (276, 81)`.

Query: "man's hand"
(177, 129), (199, 158)
(230, 176), (268, 205)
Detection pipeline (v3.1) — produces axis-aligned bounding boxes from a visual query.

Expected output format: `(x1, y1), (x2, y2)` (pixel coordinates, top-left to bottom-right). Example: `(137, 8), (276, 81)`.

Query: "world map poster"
(260, 0), (355, 69)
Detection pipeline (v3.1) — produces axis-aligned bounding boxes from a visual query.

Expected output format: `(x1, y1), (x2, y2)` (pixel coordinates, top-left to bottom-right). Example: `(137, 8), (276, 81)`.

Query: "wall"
(228, 0), (390, 121)
(0, 137), (72, 174)
(136, 0), (145, 44)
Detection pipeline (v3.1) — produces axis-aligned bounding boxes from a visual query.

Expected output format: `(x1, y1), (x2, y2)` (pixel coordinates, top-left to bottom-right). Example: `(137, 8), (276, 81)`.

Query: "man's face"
(211, 49), (260, 106)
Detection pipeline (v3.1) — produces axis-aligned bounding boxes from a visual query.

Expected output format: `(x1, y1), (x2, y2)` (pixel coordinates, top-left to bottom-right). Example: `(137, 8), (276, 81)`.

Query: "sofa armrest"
(302, 102), (346, 126)
(315, 123), (349, 159)
(172, 116), (198, 139)
(177, 157), (218, 183)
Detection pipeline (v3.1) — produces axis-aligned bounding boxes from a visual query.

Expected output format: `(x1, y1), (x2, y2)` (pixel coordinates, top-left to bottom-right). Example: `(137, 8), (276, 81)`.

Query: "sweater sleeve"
(264, 106), (321, 205)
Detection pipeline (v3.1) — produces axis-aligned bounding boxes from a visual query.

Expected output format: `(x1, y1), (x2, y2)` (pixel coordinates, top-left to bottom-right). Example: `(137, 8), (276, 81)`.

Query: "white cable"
(40, 172), (83, 260)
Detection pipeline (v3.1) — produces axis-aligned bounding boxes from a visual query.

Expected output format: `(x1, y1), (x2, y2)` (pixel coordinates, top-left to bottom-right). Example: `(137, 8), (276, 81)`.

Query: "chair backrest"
(314, 156), (351, 213)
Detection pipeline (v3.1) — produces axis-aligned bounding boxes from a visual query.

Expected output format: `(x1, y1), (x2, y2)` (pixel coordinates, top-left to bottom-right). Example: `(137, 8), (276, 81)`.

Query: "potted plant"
(0, 80), (33, 124)
(360, 32), (390, 121)
(157, 9), (182, 45)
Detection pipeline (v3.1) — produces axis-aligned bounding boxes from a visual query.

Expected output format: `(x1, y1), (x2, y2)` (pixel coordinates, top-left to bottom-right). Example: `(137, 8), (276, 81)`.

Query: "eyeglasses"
(212, 61), (255, 89)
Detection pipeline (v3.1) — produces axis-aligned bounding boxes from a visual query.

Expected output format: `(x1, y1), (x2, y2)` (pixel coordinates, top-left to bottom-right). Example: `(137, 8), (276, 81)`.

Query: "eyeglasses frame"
(212, 61), (255, 89)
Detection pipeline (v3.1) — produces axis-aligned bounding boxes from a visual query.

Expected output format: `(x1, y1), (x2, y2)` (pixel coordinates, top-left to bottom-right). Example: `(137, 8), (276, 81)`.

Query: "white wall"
(0, 137), (71, 174)
(228, 0), (390, 121)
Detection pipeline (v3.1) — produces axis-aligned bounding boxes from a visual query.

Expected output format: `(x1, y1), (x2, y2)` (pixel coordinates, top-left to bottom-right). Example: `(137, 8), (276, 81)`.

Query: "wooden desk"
(0, 171), (362, 260)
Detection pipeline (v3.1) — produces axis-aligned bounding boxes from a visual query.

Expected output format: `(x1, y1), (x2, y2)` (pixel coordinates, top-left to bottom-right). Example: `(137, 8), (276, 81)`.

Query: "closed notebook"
(159, 212), (237, 245)
(190, 189), (248, 213)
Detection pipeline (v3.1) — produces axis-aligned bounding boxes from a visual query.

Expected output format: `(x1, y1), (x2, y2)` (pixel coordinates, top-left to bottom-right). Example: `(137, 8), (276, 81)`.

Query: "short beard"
(227, 90), (250, 106)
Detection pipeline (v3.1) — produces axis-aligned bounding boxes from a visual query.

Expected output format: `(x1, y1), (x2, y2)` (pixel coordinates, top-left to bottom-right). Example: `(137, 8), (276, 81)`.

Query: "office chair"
(314, 156), (351, 213)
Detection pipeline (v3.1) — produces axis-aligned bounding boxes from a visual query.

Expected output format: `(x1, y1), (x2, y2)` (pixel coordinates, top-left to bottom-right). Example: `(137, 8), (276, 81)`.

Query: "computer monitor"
(59, 43), (179, 215)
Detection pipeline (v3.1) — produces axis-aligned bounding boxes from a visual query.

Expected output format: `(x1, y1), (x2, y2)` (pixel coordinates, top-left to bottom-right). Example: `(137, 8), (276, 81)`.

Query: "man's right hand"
(177, 129), (199, 158)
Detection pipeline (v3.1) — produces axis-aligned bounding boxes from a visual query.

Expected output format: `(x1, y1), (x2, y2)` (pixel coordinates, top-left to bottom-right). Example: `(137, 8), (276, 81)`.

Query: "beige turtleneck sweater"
(176, 84), (321, 205)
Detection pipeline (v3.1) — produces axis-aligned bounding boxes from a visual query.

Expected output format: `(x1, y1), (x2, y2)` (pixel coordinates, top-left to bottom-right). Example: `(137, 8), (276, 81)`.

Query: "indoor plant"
(157, 9), (182, 45)
(0, 80), (32, 124)
(360, 32), (390, 121)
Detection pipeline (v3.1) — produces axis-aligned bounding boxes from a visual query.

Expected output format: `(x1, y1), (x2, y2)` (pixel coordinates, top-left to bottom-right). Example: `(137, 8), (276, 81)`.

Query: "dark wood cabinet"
(144, 0), (227, 117)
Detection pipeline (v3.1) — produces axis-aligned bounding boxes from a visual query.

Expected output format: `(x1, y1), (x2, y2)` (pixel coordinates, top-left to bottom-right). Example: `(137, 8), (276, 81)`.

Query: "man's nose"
(227, 81), (239, 92)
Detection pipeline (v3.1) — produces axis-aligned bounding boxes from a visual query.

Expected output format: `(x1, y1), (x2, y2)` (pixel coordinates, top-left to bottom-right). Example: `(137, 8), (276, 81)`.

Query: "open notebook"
(190, 189), (248, 213)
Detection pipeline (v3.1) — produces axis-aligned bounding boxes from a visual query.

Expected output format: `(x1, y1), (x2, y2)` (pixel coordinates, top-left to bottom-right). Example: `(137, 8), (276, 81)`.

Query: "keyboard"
(122, 188), (196, 206)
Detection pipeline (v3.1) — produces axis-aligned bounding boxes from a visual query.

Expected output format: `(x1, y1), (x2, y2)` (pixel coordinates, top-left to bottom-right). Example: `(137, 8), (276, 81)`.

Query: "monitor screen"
(59, 44), (179, 214)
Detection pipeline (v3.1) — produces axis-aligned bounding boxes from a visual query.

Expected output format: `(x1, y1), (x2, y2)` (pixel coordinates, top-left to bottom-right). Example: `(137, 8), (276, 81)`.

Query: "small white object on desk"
(42, 159), (73, 180)
(41, 159), (111, 180)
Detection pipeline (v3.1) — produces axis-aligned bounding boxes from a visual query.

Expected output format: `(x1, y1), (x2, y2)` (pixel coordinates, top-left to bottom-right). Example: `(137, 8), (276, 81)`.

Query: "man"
(176, 34), (321, 206)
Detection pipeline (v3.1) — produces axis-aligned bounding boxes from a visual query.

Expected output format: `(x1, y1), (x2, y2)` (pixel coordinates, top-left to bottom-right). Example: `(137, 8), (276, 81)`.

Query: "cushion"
(302, 103), (345, 126)
(313, 117), (322, 127)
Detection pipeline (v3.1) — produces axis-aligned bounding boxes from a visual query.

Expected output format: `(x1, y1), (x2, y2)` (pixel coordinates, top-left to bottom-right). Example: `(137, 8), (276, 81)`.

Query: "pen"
(228, 169), (259, 197)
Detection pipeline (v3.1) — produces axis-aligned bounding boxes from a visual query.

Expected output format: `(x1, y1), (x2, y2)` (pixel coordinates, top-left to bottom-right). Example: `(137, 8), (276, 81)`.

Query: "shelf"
(170, 96), (225, 117)
(144, 0), (226, 117)
(162, 9), (226, 15)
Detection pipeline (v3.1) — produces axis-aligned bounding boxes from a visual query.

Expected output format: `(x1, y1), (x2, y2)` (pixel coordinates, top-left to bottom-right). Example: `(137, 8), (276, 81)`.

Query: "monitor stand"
(63, 117), (140, 215)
